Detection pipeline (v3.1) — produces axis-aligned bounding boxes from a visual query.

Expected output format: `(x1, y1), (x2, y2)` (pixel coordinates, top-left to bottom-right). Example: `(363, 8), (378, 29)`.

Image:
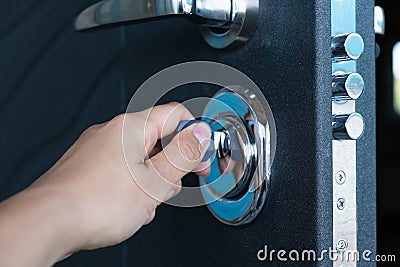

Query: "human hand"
(0, 102), (211, 267)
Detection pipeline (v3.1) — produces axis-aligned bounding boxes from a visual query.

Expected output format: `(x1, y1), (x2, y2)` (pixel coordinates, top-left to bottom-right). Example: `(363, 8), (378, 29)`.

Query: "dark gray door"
(0, 0), (376, 266)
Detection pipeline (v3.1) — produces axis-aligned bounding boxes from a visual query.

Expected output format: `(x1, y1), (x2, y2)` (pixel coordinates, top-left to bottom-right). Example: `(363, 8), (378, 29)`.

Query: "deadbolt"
(332, 72), (365, 101)
(75, 0), (259, 49)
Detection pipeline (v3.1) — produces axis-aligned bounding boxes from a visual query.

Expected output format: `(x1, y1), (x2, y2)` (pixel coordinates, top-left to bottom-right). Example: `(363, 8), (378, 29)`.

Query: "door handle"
(75, 0), (259, 49)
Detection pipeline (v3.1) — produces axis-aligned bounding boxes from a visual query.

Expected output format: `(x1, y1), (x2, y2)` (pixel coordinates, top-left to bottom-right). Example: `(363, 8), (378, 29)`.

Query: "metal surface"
(374, 6), (385, 35)
(331, 0), (363, 265)
(199, 0), (258, 49)
(75, 0), (258, 49)
(75, 0), (230, 30)
(199, 86), (274, 226)
(332, 138), (357, 266)
(332, 33), (364, 62)
(332, 72), (365, 101)
(333, 113), (365, 140)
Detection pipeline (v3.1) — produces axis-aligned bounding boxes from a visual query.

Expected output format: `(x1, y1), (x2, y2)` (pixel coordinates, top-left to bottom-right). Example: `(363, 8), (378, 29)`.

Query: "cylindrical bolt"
(332, 33), (364, 62)
(374, 6), (385, 35)
(332, 113), (365, 140)
(332, 72), (365, 101)
(335, 171), (346, 185)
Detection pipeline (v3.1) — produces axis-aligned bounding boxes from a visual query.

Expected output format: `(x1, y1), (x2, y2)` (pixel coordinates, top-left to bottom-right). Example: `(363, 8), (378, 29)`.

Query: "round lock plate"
(199, 86), (275, 225)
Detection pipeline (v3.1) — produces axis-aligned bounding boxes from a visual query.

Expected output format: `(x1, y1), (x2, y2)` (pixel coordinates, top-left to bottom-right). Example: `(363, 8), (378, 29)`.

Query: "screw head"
(335, 171), (346, 185)
(336, 239), (348, 253)
(337, 198), (345, 210)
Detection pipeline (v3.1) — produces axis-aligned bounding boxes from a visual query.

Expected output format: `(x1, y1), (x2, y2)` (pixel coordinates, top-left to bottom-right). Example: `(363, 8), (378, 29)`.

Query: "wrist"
(0, 184), (82, 266)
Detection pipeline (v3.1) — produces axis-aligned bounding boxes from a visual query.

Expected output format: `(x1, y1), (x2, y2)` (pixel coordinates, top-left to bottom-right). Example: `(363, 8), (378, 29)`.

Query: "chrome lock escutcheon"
(75, 0), (259, 49)
(179, 86), (276, 226)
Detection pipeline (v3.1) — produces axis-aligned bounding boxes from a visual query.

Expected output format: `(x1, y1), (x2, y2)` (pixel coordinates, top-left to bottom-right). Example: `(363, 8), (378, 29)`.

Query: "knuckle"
(167, 101), (180, 108)
(174, 182), (182, 195)
(144, 122), (158, 150)
(110, 114), (125, 127)
(168, 102), (192, 117)
(145, 211), (156, 225)
(144, 197), (158, 220)
(81, 124), (97, 137)
(106, 114), (125, 133)
(79, 123), (102, 140)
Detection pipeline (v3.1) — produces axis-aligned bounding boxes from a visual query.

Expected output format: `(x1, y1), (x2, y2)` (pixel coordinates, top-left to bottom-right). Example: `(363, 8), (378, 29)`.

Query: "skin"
(0, 102), (211, 267)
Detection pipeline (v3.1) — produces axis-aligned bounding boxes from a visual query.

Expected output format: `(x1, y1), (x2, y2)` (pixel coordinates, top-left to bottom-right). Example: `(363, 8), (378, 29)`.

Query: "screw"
(335, 171), (346, 185)
(337, 198), (345, 210)
(336, 239), (348, 253)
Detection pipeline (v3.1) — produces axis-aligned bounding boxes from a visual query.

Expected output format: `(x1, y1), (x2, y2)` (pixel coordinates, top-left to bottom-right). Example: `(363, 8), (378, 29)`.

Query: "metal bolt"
(335, 171), (346, 185)
(374, 6), (385, 35)
(336, 239), (348, 253)
(337, 198), (345, 210)
(332, 113), (365, 140)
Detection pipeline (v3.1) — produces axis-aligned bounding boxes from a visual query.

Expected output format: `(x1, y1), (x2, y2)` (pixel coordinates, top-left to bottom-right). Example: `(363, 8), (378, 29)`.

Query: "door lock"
(171, 86), (274, 225)
(189, 87), (275, 225)
(75, 0), (259, 49)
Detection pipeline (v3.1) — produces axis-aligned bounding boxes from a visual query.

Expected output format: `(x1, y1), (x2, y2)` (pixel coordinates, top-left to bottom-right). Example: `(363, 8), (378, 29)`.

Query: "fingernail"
(165, 189), (177, 201)
(193, 123), (211, 152)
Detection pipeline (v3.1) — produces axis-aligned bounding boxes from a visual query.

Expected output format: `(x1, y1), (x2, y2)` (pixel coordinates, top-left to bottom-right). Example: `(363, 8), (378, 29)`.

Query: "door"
(0, 0), (376, 266)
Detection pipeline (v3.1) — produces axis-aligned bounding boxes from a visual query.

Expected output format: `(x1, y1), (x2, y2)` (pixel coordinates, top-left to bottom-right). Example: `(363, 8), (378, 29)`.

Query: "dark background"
(0, 0), (393, 266)
(376, 0), (400, 261)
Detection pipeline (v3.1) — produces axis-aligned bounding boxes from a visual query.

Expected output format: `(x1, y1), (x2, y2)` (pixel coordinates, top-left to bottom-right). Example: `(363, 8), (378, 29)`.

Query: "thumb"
(145, 122), (211, 198)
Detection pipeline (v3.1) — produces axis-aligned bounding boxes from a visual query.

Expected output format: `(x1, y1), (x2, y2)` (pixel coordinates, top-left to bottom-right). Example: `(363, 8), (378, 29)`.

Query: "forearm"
(0, 185), (75, 267)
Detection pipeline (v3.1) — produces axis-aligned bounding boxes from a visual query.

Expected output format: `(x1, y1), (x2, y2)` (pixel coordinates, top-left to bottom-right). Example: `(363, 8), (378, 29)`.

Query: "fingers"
(193, 161), (211, 177)
(137, 102), (194, 155)
(143, 122), (211, 201)
(124, 102), (211, 202)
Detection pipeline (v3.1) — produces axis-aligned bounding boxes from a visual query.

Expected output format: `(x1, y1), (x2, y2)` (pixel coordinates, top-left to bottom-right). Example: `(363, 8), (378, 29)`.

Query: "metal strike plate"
(331, 0), (363, 266)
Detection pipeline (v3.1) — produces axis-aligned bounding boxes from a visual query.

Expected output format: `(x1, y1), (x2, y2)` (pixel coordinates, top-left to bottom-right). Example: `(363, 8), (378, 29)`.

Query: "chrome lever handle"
(75, 0), (259, 49)
(75, 0), (231, 31)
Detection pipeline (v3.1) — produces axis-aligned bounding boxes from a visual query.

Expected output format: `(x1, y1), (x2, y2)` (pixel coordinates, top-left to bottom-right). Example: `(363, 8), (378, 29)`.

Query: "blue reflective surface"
(200, 91), (255, 222)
